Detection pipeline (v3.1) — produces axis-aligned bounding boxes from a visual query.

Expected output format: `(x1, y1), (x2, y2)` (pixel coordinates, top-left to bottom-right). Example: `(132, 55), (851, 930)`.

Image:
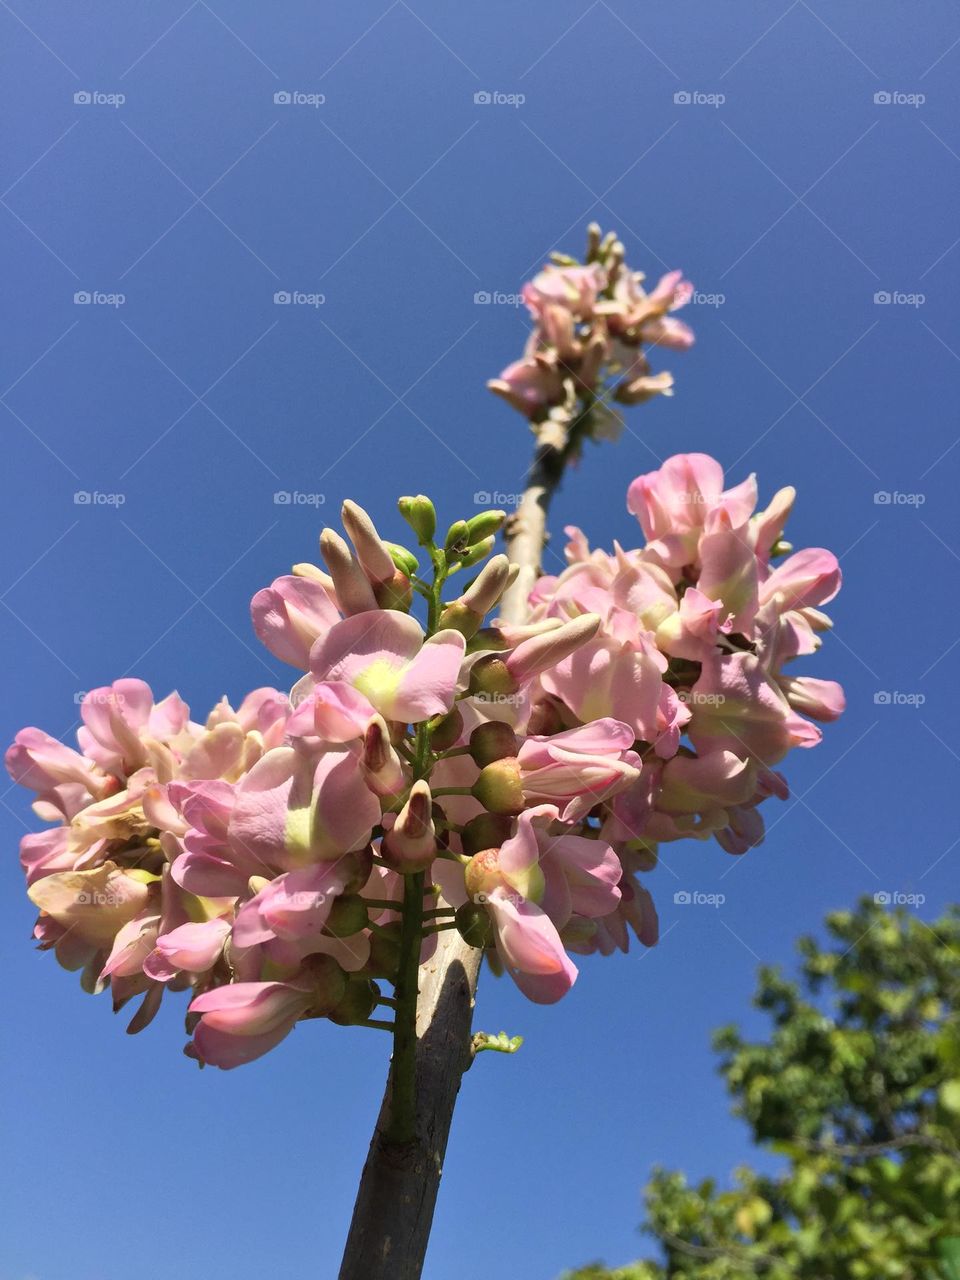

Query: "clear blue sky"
(1, 4), (958, 1277)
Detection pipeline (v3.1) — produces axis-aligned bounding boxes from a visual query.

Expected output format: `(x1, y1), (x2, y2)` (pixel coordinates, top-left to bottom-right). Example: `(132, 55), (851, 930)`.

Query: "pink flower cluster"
(488, 234), (693, 431)
(7, 463), (842, 1069)
(526, 452), (844, 856)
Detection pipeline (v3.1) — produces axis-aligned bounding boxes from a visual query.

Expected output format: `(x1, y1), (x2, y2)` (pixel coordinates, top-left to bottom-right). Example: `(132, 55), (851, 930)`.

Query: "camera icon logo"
(74, 90), (92, 105)
(473, 91), (492, 105)
(874, 290), (891, 304)
(873, 91), (892, 105)
(674, 890), (691, 905)
(674, 91), (692, 105)
(874, 891), (892, 904)
(873, 690), (891, 704)
(473, 490), (492, 504)
(873, 490), (891, 504)
(73, 291), (92, 305)
(274, 490), (292, 505)
(473, 290), (492, 304)
(273, 291), (292, 305)
(274, 91), (292, 105)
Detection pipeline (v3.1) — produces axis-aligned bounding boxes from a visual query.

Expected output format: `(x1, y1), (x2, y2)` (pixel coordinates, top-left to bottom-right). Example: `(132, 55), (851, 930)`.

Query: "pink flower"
(516, 720), (641, 821)
(144, 918), (231, 982)
(251, 575), (340, 670)
(78, 680), (190, 777)
(522, 263), (606, 320)
(310, 611), (466, 723)
(487, 356), (566, 419)
(687, 653), (821, 764)
(187, 981), (314, 1069)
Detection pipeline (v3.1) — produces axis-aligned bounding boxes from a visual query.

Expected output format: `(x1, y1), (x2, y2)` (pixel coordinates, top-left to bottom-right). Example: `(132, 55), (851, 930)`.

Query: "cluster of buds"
(488, 225), (694, 446)
(7, 456), (843, 1069)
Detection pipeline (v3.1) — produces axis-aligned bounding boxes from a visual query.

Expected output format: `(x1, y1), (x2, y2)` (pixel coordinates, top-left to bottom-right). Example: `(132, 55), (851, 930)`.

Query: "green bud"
(443, 519), (469, 555)
(465, 510), (507, 544)
(457, 535), (496, 569)
(363, 920), (403, 978)
(469, 721), (519, 768)
(325, 894), (369, 937)
(468, 654), (519, 699)
(384, 541), (419, 576)
(455, 902), (494, 949)
(461, 811), (513, 856)
(472, 757), (524, 815)
(328, 978), (381, 1026)
(437, 601), (481, 639)
(373, 569), (413, 612)
(427, 707), (464, 752)
(549, 252), (579, 266)
(398, 494), (436, 546)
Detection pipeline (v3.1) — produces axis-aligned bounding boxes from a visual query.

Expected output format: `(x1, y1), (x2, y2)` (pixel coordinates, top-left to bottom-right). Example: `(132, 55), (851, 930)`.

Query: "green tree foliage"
(565, 900), (960, 1280)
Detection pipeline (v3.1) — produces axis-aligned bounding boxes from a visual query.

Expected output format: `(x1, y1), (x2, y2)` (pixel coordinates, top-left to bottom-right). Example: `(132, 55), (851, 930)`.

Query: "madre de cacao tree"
(8, 228), (846, 1280)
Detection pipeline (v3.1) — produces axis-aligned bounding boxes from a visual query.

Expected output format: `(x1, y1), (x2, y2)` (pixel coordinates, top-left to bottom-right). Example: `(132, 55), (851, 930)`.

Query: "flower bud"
(458, 535), (495, 569)
(427, 707), (463, 752)
(362, 921), (402, 978)
(472, 758), (524, 815)
(455, 901), (494, 948)
(301, 953), (348, 1013)
(437, 601), (482, 639)
(292, 562), (334, 585)
(329, 978), (381, 1026)
(469, 721), (519, 768)
(319, 528), (378, 615)
(384, 541), (419, 577)
(324, 894), (369, 937)
(373, 569), (413, 612)
(460, 811), (513, 856)
(380, 780), (436, 872)
(398, 494), (436, 545)
(341, 500), (396, 587)
(468, 653), (519, 698)
(505, 612), (601, 684)
(444, 519), (469, 553)
(465, 510), (506, 544)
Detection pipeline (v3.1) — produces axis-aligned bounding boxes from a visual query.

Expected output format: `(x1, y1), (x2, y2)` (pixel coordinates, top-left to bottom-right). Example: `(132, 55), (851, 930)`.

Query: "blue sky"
(1, 3), (958, 1277)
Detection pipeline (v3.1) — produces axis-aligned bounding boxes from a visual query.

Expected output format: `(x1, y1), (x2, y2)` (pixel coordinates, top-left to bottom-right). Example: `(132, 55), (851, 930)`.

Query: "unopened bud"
(472, 758), (524, 815)
(325, 894), (369, 937)
(362, 921), (402, 978)
(459, 555), (512, 616)
(461, 811), (513, 856)
(458, 535), (495, 569)
(443, 519), (470, 557)
(505, 612), (601, 683)
(469, 721), (519, 768)
(468, 653), (519, 698)
(381, 780), (436, 872)
(437, 601), (482, 639)
(384, 541), (419, 577)
(463, 848), (502, 900)
(248, 875), (271, 895)
(329, 978), (380, 1026)
(465, 510), (507, 544)
(427, 707), (463, 752)
(292, 562), (334, 585)
(455, 902), (494, 948)
(301, 953), (348, 1013)
(398, 494), (436, 546)
(341, 500), (396, 587)
(319, 529), (377, 615)
(373, 569), (413, 612)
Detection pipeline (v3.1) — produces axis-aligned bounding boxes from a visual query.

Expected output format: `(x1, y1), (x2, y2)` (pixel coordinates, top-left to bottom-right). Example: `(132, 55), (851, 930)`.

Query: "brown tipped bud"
(458, 535), (495, 569)
(341, 499), (396, 587)
(468, 653), (520, 699)
(319, 528), (377, 615)
(381, 780), (436, 872)
(444, 519), (469, 554)
(325, 894), (370, 937)
(329, 978), (380, 1026)
(428, 707), (464, 752)
(461, 811), (513, 856)
(455, 901), (494, 948)
(361, 717), (391, 774)
(373, 568), (413, 612)
(340, 845), (374, 895)
(472, 758), (524, 815)
(469, 721), (519, 768)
